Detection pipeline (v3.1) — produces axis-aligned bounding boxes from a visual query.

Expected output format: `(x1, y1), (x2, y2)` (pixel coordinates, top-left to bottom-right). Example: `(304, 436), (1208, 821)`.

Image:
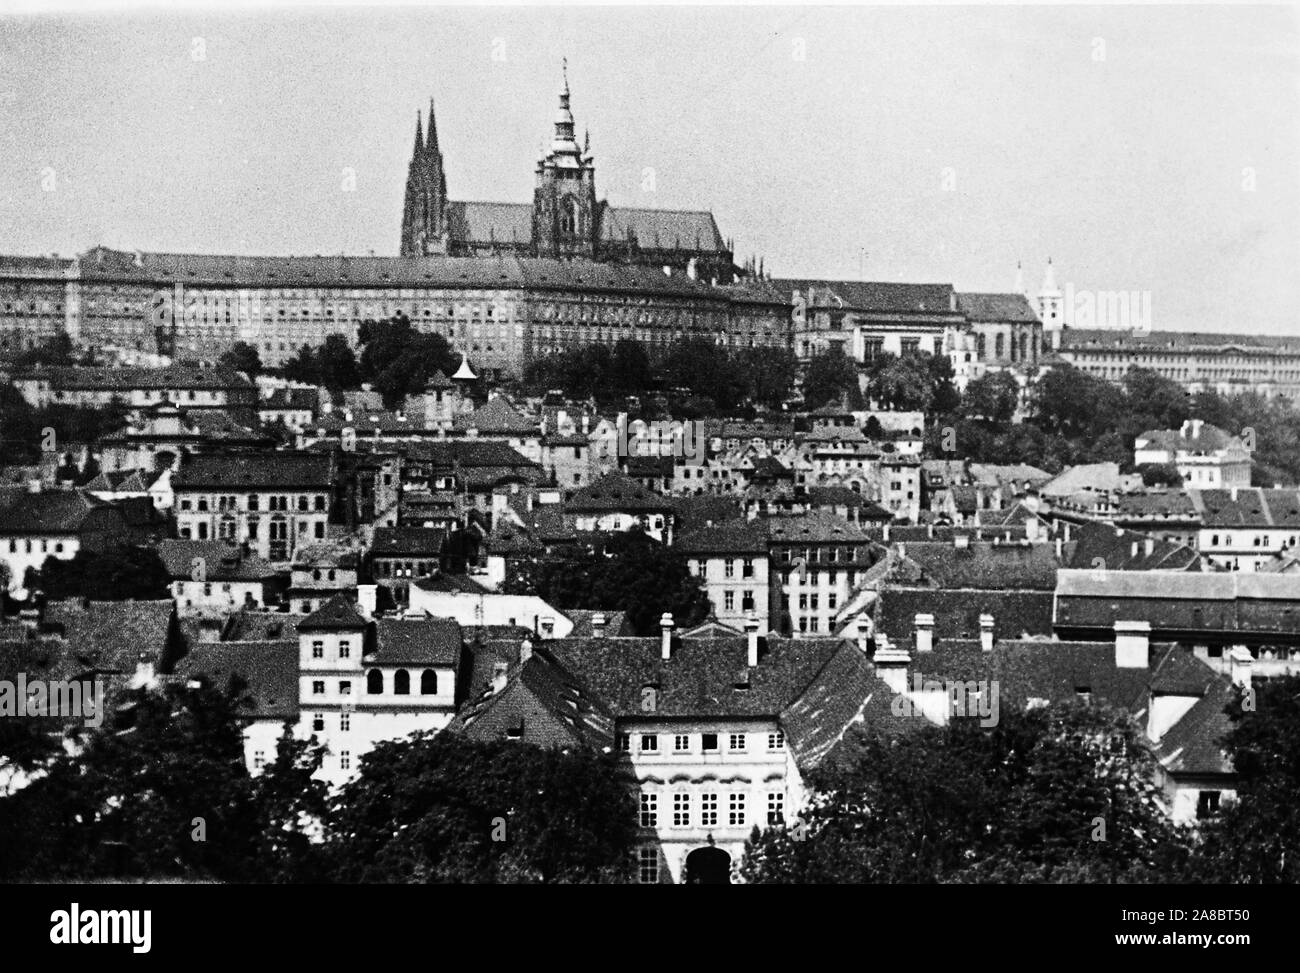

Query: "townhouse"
(676, 522), (771, 630)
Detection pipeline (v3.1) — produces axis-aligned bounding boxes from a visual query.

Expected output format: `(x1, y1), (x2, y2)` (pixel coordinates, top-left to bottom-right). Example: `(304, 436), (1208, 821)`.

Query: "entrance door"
(684, 846), (731, 884)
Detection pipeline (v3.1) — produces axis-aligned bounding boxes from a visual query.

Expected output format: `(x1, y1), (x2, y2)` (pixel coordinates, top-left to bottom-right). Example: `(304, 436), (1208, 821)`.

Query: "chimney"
(356, 584), (377, 618)
(591, 612), (607, 638)
(1230, 486), (1239, 502)
(872, 637), (911, 693)
(1114, 620), (1151, 668)
(744, 611), (760, 667)
(519, 639), (533, 664)
(882, 523), (891, 542)
(979, 613), (995, 652)
(1055, 537), (1064, 559)
(1144, 537), (1155, 557)
(660, 612), (674, 660)
(1228, 645), (1253, 691)
(492, 661), (509, 693)
(856, 615), (871, 654)
(915, 612), (935, 653)
(954, 533), (971, 550)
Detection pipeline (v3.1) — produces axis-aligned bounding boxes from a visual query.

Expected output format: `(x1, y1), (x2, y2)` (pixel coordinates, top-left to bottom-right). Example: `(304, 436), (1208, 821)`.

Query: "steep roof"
(173, 451), (333, 489)
(0, 489), (111, 535)
(297, 594), (368, 631)
(369, 617), (462, 668)
(956, 292), (1040, 323)
(452, 396), (537, 435)
(566, 472), (673, 513)
(173, 640), (299, 720)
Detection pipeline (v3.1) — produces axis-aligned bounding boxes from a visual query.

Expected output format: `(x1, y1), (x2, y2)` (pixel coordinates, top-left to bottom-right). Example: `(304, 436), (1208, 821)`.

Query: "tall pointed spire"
(1014, 260), (1025, 295)
(426, 97), (439, 153)
(412, 110), (424, 159)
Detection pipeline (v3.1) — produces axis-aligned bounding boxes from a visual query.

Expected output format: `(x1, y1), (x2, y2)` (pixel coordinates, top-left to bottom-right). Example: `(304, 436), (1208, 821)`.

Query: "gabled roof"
(0, 489), (111, 535)
(566, 472), (673, 513)
(675, 522), (768, 555)
(369, 617), (462, 668)
(173, 640), (299, 720)
(452, 396), (536, 435)
(297, 594), (368, 631)
(156, 539), (281, 581)
(956, 292), (1040, 323)
(370, 527), (445, 557)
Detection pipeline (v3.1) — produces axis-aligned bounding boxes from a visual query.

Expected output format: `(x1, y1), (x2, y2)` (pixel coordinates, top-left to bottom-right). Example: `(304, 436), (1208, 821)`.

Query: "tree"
(1195, 676), (1300, 883)
(28, 546), (171, 601)
(325, 733), (637, 883)
(504, 529), (710, 635)
(803, 349), (861, 411)
(218, 341), (263, 379)
(282, 345), (319, 385)
(1138, 462), (1184, 488)
(12, 333), (75, 369)
(607, 339), (653, 397)
(316, 334), (361, 392)
(741, 702), (1193, 884)
(961, 371), (1020, 426)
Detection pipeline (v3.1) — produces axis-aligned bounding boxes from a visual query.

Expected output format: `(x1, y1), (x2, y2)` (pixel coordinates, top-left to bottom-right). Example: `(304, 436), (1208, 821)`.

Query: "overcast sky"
(0, 4), (1296, 335)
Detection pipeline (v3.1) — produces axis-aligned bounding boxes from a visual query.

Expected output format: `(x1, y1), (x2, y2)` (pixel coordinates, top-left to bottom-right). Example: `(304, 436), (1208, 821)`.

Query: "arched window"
(561, 197), (578, 235)
(421, 670), (438, 695)
(367, 670), (383, 695)
(394, 669), (410, 695)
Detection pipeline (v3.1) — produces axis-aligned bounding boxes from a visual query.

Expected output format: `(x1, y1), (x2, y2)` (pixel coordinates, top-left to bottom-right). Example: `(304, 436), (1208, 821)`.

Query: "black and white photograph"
(0, 0), (1296, 947)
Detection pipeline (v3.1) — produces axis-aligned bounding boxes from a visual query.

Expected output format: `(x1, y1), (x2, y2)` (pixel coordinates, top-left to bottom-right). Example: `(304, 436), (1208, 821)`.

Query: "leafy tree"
(1138, 462), (1184, 488)
(608, 339), (653, 396)
(12, 333), (75, 368)
(961, 371), (1021, 426)
(803, 349), (862, 411)
(27, 545), (171, 601)
(742, 702), (1193, 884)
(359, 314), (461, 406)
(1195, 676), (1300, 882)
(325, 733), (637, 883)
(504, 529), (709, 635)
(283, 345), (319, 385)
(218, 341), (263, 379)
(316, 334), (361, 392)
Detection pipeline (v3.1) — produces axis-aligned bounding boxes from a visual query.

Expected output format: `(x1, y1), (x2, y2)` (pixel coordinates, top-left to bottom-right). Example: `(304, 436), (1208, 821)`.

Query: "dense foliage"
(502, 529), (710, 635)
(25, 546), (171, 601)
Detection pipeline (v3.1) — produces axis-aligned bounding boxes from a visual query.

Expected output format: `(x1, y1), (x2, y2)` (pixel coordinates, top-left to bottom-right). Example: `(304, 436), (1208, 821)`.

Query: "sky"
(0, 4), (1296, 335)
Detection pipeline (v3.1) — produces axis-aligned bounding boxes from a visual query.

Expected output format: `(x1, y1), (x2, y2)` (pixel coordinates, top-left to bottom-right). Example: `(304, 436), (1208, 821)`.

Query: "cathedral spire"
(426, 97), (439, 154)
(412, 110), (424, 159)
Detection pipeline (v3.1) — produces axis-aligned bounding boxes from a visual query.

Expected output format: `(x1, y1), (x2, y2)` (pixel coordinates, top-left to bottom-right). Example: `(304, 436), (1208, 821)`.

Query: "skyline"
(0, 5), (1296, 333)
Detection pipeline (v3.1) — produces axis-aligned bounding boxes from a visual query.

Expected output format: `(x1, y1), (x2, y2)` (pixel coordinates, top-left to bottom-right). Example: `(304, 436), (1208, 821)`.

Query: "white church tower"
(1038, 258), (1065, 351)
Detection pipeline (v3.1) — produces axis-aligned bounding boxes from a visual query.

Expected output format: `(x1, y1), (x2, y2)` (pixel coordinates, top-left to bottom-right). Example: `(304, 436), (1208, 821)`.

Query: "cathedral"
(399, 66), (739, 283)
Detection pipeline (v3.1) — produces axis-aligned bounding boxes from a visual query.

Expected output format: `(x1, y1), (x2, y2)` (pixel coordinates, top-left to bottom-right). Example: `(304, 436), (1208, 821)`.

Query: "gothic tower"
(1038, 257), (1065, 350)
(532, 62), (598, 260)
(400, 99), (450, 257)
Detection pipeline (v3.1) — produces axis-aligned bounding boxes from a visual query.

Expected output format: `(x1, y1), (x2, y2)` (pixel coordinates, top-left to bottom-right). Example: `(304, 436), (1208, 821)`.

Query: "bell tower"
(532, 61), (598, 260)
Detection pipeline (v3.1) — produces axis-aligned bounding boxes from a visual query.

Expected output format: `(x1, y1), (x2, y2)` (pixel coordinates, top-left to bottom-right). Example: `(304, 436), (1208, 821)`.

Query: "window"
(311, 640), (323, 659)
(253, 751), (266, 770)
(1197, 790), (1222, 819)
(339, 639), (350, 659)
(394, 669), (410, 695)
(768, 731), (785, 751)
(640, 791), (658, 827)
(729, 733), (746, 752)
(340, 750), (351, 771)
(702, 733), (719, 753)
(421, 670), (438, 694)
(312, 714), (324, 731)
(340, 712), (351, 732)
(312, 680), (325, 695)
(701, 793), (718, 827)
(724, 591), (735, 611)
(728, 792), (747, 826)
(640, 733), (659, 753)
(366, 670), (383, 694)
(339, 680), (351, 695)
(617, 733), (631, 752)
(637, 847), (658, 884)
(767, 792), (785, 825)
(724, 558), (735, 579)
(673, 734), (690, 753)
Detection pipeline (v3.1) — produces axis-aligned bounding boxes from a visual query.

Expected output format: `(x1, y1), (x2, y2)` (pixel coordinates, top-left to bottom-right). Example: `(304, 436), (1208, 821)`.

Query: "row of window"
(179, 494), (327, 512)
(618, 731), (784, 755)
(5, 539), (67, 555)
(639, 789), (784, 829)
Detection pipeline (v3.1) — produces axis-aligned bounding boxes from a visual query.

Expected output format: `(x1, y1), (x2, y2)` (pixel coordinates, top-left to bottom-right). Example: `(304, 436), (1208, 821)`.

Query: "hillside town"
(1, 31), (1297, 892)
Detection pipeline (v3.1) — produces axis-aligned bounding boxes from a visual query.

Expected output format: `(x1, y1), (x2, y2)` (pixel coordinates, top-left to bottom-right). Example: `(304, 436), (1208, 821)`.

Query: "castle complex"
(399, 65), (737, 284)
(0, 68), (1294, 397)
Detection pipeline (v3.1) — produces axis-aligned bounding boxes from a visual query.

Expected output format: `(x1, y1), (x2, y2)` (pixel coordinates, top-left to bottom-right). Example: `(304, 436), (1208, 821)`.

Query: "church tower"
(1038, 258), (1065, 351)
(400, 99), (450, 257)
(532, 62), (599, 260)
